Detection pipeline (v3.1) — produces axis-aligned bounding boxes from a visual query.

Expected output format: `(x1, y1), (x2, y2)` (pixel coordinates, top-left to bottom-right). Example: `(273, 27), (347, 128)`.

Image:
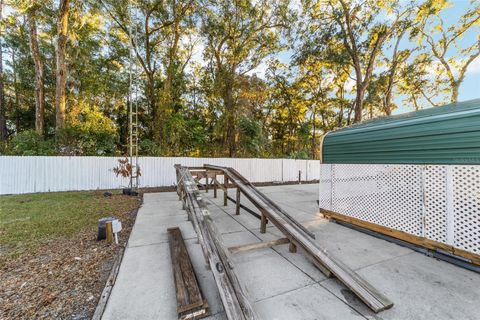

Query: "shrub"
(57, 107), (118, 155)
(138, 139), (163, 156)
(9, 130), (55, 156)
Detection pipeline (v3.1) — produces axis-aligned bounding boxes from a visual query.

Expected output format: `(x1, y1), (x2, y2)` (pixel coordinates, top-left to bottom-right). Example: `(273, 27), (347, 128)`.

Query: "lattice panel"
(453, 166), (480, 254)
(330, 164), (424, 236)
(424, 166), (448, 243)
(319, 163), (480, 256)
(319, 164), (332, 210)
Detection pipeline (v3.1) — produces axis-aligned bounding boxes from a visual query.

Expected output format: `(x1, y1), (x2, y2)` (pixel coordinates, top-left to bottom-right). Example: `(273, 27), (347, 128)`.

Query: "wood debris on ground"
(0, 198), (140, 320)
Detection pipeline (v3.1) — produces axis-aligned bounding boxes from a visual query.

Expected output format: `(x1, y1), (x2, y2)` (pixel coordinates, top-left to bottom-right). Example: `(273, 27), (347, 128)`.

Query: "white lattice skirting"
(319, 164), (480, 257)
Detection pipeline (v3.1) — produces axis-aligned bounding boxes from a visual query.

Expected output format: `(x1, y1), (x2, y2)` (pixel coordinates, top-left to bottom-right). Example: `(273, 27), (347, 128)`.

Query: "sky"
(244, 0), (480, 115)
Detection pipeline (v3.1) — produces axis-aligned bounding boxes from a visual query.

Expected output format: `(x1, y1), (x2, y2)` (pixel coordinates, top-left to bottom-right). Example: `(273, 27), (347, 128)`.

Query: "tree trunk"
(55, 0), (70, 131)
(311, 104), (316, 160)
(223, 75), (236, 157)
(451, 81), (459, 103)
(28, 13), (45, 136)
(353, 87), (365, 123)
(0, 0), (7, 141)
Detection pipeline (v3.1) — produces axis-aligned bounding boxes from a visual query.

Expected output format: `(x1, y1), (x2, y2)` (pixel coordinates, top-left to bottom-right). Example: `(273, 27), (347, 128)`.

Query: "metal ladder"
(128, 25), (139, 191)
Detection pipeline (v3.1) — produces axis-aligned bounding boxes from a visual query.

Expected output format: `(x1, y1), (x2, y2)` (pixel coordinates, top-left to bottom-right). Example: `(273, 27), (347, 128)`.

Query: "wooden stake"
(236, 188), (241, 215)
(260, 212), (267, 234)
(106, 221), (113, 244)
(289, 241), (297, 253)
(213, 174), (217, 198)
(223, 175), (228, 206)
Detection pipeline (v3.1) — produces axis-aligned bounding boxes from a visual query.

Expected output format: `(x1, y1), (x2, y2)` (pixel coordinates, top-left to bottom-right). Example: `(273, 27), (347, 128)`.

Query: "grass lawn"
(0, 190), (141, 319)
(0, 190), (140, 261)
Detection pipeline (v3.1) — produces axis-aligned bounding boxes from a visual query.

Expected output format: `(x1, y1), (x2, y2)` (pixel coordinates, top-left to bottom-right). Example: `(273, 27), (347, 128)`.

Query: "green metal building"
(321, 98), (480, 164)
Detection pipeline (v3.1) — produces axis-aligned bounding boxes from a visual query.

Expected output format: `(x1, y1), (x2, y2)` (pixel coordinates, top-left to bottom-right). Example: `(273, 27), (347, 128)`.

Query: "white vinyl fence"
(0, 156), (320, 195)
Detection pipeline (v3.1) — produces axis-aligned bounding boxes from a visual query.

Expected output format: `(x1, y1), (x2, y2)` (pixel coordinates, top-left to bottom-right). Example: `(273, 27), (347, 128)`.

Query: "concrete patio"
(102, 184), (480, 320)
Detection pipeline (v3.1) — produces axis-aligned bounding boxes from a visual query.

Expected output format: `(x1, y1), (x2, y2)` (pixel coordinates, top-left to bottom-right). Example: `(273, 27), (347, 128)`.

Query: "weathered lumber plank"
(175, 165), (257, 320)
(204, 164), (393, 313)
(168, 227), (209, 320)
(228, 238), (290, 254)
(321, 208), (480, 266)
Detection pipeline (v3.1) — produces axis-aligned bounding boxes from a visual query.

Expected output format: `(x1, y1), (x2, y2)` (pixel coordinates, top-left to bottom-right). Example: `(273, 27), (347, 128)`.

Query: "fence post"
(445, 166), (455, 245)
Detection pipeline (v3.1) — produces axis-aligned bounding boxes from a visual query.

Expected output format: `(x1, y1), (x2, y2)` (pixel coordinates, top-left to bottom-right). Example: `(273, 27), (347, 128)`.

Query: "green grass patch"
(0, 191), (139, 259)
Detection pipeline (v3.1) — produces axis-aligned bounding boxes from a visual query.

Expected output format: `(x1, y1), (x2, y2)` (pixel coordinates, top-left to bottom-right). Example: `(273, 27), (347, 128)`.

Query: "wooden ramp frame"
(203, 164), (394, 313)
(175, 165), (257, 320)
(168, 227), (209, 320)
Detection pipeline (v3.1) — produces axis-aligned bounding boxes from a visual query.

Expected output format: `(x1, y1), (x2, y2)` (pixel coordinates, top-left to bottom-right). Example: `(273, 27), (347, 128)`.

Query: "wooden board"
(168, 227), (209, 320)
(321, 208), (480, 266)
(204, 164), (393, 313)
(228, 238), (290, 254)
(175, 165), (257, 320)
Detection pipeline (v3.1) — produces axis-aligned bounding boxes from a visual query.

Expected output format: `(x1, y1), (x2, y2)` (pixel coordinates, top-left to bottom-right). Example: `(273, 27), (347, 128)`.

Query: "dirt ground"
(0, 195), (140, 320)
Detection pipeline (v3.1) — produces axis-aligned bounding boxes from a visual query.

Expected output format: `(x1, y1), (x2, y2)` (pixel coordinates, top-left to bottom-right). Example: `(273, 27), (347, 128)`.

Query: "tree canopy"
(0, 0), (479, 158)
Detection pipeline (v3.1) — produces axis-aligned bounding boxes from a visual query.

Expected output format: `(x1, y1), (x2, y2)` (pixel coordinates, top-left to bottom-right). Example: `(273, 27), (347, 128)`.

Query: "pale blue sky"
(268, 0), (480, 115)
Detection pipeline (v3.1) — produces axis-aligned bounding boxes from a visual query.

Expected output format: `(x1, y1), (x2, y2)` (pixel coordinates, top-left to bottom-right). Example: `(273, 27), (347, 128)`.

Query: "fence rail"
(0, 156), (320, 195)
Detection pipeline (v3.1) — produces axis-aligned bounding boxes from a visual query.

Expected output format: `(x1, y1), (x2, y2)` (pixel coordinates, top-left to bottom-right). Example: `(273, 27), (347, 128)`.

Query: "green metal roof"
(322, 98), (480, 164)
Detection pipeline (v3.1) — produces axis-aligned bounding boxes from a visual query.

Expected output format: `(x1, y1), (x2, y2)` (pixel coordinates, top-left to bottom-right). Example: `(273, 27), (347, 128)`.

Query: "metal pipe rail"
(203, 164), (394, 313)
(175, 165), (257, 320)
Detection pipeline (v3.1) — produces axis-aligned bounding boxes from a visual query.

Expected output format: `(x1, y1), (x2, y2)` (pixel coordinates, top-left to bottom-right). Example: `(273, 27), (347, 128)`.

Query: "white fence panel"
(282, 159), (307, 182)
(319, 163), (480, 256)
(0, 156), (320, 195)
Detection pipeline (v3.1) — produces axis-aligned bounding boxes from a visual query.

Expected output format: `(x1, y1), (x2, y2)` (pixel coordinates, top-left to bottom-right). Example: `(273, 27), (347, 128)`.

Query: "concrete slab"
(320, 251), (480, 320)
(254, 283), (365, 320)
(102, 242), (176, 320)
(103, 184), (480, 320)
(232, 248), (316, 302)
(127, 214), (196, 247)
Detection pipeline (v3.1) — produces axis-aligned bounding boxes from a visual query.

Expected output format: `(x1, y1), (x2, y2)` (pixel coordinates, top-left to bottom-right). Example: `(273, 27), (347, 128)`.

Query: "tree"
(55, 0), (70, 130)
(301, 0), (410, 122)
(200, 0), (291, 156)
(415, 0), (480, 103)
(0, 0), (7, 141)
(382, 21), (416, 115)
(27, 7), (45, 135)
(101, 0), (196, 146)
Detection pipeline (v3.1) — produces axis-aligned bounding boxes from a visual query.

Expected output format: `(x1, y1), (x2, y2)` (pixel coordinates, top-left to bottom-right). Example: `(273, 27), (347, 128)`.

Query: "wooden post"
(260, 211), (268, 233)
(289, 241), (297, 253)
(236, 188), (241, 215)
(106, 221), (113, 244)
(213, 174), (217, 198)
(223, 175), (228, 206)
(205, 173), (209, 193)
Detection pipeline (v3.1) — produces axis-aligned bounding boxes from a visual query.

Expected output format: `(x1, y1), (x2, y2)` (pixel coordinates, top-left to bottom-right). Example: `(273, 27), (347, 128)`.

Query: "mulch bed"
(0, 203), (140, 320)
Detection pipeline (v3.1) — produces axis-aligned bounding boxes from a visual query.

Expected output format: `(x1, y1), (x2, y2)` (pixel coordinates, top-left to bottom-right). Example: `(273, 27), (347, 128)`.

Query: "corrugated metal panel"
(322, 98), (480, 164)
(0, 157), (320, 195)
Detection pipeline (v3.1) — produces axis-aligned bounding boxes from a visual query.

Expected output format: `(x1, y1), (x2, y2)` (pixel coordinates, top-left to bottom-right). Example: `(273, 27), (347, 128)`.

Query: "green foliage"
(164, 113), (207, 156)
(9, 130), (55, 156)
(2, 0), (478, 160)
(238, 116), (263, 156)
(139, 139), (163, 156)
(288, 150), (309, 160)
(57, 107), (118, 155)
